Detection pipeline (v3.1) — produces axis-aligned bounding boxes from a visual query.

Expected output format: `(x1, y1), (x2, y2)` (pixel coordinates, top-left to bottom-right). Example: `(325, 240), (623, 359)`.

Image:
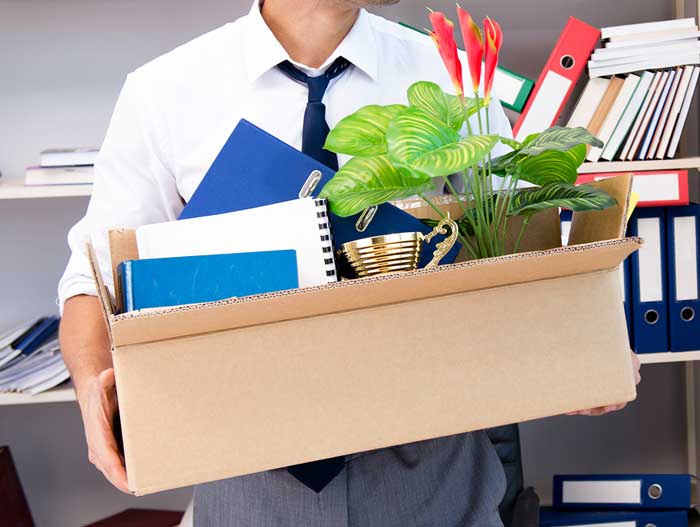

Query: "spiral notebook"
(136, 198), (337, 288)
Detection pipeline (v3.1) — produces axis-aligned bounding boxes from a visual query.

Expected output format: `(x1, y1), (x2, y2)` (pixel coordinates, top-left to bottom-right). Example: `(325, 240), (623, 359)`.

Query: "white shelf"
(0, 178), (92, 200)
(639, 351), (700, 365)
(0, 384), (76, 406)
(580, 157), (700, 174)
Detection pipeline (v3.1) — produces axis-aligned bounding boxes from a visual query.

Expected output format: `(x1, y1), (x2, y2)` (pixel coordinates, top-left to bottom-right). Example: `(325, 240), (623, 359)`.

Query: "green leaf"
(408, 81), (464, 132)
(499, 136), (522, 151)
(508, 182), (618, 217)
(386, 108), (498, 177)
(324, 104), (408, 157)
(490, 151), (520, 175)
(515, 144), (586, 186)
(519, 126), (603, 156)
(319, 155), (435, 217)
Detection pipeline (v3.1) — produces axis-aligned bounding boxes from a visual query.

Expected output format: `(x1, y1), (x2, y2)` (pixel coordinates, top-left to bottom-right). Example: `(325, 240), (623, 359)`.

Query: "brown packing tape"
(569, 173), (633, 246)
(108, 237), (642, 347)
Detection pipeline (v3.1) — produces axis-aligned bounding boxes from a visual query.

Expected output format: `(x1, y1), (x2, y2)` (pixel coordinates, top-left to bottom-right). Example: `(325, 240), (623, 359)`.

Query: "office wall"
(0, 0), (692, 524)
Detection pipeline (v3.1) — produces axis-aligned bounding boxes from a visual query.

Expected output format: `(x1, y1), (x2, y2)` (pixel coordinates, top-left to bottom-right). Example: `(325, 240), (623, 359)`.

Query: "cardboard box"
(90, 175), (640, 496)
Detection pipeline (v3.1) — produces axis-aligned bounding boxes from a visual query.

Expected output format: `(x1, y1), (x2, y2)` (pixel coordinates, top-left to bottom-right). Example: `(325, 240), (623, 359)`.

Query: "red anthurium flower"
(428, 10), (464, 97)
(483, 17), (503, 105)
(456, 5), (484, 95)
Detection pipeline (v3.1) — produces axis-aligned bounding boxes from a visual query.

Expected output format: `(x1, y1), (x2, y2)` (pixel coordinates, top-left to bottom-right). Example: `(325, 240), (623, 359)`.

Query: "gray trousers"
(194, 431), (506, 527)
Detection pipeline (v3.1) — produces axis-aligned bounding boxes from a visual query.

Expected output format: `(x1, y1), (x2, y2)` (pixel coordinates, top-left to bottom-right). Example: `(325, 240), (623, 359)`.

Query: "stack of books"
(540, 474), (700, 526)
(24, 147), (97, 186)
(568, 18), (699, 162)
(0, 317), (70, 395)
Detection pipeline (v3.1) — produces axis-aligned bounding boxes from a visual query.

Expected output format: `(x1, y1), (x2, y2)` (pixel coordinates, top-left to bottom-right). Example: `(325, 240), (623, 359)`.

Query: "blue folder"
(179, 118), (460, 268)
(540, 507), (688, 527)
(629, 208), (669, 354)
(667, 204), (700, 352)
(553, 474), (697, 510)
(13, 317), (60, 356)
(117, 251), (299, 313)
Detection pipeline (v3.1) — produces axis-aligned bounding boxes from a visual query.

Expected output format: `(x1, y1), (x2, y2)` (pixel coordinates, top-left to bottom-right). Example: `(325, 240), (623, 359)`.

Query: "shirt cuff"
(57, 278), (99, 316)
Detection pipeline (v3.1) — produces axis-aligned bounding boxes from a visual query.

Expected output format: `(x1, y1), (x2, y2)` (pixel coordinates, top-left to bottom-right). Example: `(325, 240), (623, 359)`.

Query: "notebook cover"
(118, 250), (299, 312)
(179, 119), (460, 269)
(82, 509), (184, 527)
(0, 446), (34, 527)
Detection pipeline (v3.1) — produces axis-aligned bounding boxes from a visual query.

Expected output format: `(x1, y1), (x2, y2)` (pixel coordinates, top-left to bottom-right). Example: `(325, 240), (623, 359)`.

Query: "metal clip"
(355, 206), (378, 233)
(298, 170), (322, 199)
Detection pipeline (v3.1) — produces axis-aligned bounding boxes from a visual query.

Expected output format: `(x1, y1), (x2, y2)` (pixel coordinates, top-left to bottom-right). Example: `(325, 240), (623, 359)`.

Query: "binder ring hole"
(648, 483), (663, 499)
(644, 309), (659, 325)
(560, 55), (575, 70)
(681, 307), (695, 322)
(643, 524), (656, 527)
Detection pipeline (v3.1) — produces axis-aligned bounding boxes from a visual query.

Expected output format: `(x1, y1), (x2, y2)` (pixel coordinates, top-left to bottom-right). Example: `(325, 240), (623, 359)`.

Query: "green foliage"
(514, 144), (586, 186)
(319, 155), (435, 217)
(324, 104), (407, 157)
(508, 183), (618, 217)
(318, 79), (616, 258)
(387, 108), (498, 177)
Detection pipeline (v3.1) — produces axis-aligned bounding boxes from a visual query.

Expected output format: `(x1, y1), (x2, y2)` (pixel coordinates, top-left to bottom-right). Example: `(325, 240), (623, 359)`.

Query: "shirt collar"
(243, 0), (378, 83)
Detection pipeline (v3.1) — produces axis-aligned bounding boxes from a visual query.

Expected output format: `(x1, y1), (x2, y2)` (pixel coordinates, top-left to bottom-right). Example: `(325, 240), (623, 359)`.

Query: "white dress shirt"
(58, 1), (513, 310)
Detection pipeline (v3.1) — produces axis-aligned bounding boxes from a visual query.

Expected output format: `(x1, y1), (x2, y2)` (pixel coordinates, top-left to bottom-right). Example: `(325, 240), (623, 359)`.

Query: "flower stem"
(512, 215), (531, 254)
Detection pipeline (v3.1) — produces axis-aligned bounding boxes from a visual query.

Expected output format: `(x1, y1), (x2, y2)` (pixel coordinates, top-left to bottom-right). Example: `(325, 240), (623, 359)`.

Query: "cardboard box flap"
(569, 173), (633, 246)
(109, 228), (140, 314)
(86, 243), (116, 340)
(109, 237), (641, 347)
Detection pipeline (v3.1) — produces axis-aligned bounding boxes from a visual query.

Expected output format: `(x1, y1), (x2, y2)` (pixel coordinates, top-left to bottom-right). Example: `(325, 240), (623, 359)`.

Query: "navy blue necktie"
(278, 57), (350, 171)
(277, 56), (350, 493)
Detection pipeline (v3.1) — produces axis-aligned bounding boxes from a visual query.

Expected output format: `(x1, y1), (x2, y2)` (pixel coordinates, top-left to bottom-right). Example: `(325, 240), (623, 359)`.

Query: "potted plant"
(319, 6), (616, 260)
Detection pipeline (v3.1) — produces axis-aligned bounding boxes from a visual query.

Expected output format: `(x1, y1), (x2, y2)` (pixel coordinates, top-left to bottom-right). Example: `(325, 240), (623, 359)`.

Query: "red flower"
(456, 5), (484, 95)
(483, 17), (503, 105)
(428, 10), (464, 97)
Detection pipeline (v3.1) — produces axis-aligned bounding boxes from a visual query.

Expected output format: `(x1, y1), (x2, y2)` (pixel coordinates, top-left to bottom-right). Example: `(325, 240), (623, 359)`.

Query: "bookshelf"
(0, 384), (76, 406)
(580, 157), (700, 173)
(0, 178), (92, 200)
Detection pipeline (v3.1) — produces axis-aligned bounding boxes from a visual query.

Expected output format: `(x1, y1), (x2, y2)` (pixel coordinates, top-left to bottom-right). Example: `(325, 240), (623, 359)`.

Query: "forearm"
(59, 295), (113, 401)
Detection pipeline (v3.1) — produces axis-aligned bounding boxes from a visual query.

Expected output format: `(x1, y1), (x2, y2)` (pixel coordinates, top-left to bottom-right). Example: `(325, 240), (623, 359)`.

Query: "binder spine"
(315, 199), (338, 283)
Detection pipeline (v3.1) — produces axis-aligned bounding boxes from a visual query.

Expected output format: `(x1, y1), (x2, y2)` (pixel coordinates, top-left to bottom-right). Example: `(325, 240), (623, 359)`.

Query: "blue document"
(667, 204), (700, 352)
(629, 208), (669, 354)
(540, 507), (688, 526)
(179, 118), (460, 268)
(13, 317), (60, 356)
(553, 474), (697, 510)
(117, 251), (299, 313)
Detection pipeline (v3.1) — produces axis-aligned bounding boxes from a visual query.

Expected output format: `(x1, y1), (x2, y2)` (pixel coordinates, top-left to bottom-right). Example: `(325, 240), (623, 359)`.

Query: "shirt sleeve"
(57, 72), (184, 313)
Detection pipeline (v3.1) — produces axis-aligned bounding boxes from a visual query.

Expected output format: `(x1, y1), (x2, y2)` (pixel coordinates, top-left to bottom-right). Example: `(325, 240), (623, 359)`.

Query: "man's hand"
(78, 368), (129, 493)
(567, 351), (641, 417)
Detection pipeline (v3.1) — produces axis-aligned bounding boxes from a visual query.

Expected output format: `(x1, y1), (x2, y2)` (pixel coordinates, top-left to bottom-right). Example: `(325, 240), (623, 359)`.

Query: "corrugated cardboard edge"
(107, 237), (642, 347)
(109, 229), (139, 315)
(569, 173), (632, 245)
(86, 243), (115, 340)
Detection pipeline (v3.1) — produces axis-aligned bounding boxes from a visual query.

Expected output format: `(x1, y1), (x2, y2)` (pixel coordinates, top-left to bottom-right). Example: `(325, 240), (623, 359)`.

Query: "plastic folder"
(539, 507), (689, 527)
(667, 205), (700, 352)
(629, 208), (669, 354)
(179, 119), (460, 268)
(553, 474), (698, 510)
(117, 251), (299, 313)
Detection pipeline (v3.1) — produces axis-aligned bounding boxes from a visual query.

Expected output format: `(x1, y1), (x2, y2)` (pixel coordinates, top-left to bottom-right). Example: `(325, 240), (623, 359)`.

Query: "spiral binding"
(315, 198), (338, 282)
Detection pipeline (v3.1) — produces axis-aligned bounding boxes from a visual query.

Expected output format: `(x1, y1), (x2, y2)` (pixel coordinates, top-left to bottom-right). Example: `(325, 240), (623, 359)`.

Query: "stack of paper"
(0, 317), (70, 395)
(590, 18), (700, 77)
(25, 147), (98, 187)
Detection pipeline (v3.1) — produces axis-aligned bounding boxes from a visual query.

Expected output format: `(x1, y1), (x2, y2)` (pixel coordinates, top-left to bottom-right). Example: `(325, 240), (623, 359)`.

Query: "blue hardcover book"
(553, 474), (698, 510)
(13, 317), (60, 356)
(179, 118), (460, 268)
(117, 250), (299, 313)
(666, 204), (700, 352)
(629, 207), (669, 354)
(540, 507), (688, 527)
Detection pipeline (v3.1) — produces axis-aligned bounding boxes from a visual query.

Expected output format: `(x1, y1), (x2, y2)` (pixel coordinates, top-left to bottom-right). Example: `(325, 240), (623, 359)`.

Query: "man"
(59, 1), (641, 525)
